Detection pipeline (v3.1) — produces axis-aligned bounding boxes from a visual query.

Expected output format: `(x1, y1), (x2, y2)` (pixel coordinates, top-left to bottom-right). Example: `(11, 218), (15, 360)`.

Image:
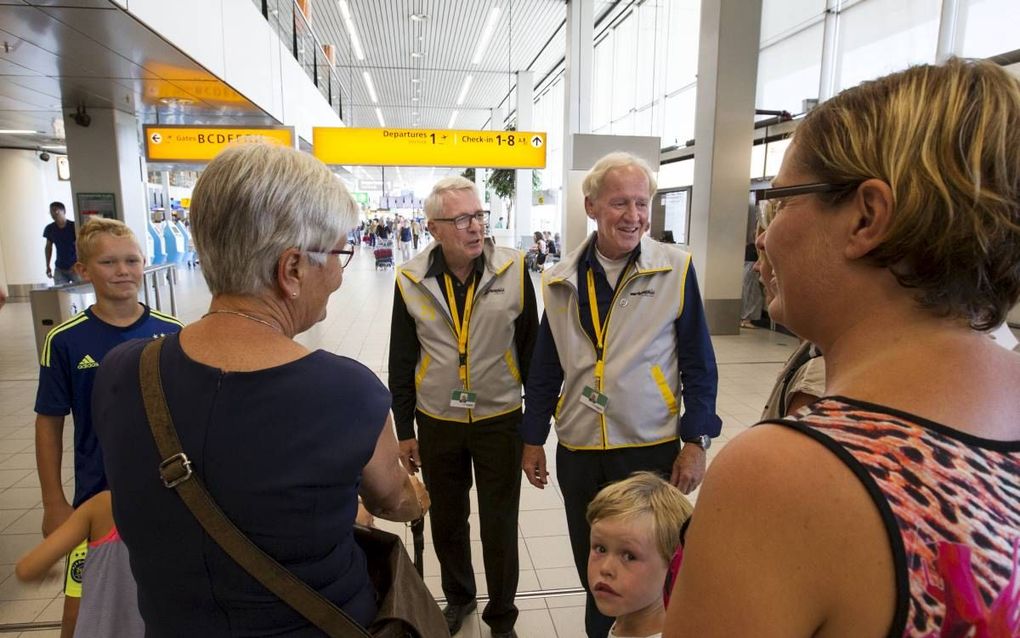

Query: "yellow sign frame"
(313, 127), (547, 169)
(143, 125), (295, 164)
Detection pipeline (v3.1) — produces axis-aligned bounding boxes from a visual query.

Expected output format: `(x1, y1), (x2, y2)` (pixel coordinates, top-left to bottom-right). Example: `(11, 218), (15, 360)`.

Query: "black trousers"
(556, 441), (678, 638)
(418, 409), (523, 632)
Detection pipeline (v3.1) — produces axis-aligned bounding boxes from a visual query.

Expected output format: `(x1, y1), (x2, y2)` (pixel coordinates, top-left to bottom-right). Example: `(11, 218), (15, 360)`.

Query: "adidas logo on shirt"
(77, 355), (99, 370)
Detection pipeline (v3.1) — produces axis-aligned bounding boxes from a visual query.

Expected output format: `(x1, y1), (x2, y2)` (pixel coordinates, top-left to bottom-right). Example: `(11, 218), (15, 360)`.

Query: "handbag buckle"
(159, 452), (193, 488)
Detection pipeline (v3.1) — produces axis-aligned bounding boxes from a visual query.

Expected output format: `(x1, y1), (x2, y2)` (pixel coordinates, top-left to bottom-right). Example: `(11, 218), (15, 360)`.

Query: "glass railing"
(256, 0), (346, 120)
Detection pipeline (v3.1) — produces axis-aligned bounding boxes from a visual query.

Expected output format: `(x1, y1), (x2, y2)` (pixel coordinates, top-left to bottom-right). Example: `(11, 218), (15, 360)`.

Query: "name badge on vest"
(450, 390), (478, 409)
(580, 386), (609, 414)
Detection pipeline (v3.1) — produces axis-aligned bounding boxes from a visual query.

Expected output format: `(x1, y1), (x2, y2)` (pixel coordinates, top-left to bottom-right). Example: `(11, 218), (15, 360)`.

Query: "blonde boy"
(34, 218), (182, 637)
(587, 472), (693, 638)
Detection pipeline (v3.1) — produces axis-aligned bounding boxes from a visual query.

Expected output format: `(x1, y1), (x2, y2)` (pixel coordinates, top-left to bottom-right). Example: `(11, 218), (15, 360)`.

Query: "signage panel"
(314, 127), (547, 169)
(144, 125), (295, 163)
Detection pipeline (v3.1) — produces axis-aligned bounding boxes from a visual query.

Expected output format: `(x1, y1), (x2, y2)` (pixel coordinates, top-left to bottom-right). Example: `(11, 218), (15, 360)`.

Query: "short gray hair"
(424, 176), (478, 219)
(582, 152), (657, 201)
(190, 143), (357, 296)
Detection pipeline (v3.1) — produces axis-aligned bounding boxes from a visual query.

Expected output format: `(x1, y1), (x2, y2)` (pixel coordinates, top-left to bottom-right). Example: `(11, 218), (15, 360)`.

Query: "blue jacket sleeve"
(520, 313), (564, 446)
(674, 264), (723, 441)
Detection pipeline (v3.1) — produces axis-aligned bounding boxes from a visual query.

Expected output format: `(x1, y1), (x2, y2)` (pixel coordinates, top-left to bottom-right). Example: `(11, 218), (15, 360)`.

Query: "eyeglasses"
(754, 182), (859, 229)
(431, 210), (489, 230)
(307, 248), (355, 268)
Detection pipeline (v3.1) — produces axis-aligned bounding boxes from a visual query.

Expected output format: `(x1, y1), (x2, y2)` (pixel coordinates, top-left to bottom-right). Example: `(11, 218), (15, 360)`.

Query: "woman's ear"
(276, 248), (304, 299)
(845, 178), (894, 260)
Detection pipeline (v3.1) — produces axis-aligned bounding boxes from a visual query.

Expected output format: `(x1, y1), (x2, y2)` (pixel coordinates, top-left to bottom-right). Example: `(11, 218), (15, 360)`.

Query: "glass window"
(613, 112), (635, 135)
(633, 106), (653, 136)
(658, 159), (695, 189)
(661, 86), (697, 147)
(664, 0), (700, 93)
(612, 13), (638, 120)
(592, 33), (614, 130)
(958, 0), (1020, 58)
(756, 22), (824, 115)
(635, 1), (663, 108)
(834, 0), (939, 92)
(760, 0), (826, 43)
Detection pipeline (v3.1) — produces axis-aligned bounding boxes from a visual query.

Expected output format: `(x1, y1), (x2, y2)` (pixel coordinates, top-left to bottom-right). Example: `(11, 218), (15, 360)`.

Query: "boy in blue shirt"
(34, 217), (182, 636)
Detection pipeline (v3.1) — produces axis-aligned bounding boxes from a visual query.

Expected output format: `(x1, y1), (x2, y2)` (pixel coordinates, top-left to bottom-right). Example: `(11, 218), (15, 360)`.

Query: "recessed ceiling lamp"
(338, 0), (365, 61)
(375, 107), (385, 127)
(456, 75), (473, 106)
(411, 78), (422, 83)
(411, 96), (420, 102)
(362, 71), (378, 103)
(410, 13), (428, 21)
(448, 110), (458, 129)
(410, 51), (425, 59)
(471, 6), (501, 65)
(0, 129), (40, 135)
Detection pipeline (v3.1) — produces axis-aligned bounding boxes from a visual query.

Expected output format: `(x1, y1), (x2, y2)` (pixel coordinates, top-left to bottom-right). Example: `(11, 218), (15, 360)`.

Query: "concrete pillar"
(818, 0), (840, 101)
(560, 0), (594, 253)
(63, 108), (149, 251)
(0, 149), (74, 295)
(936, 0), (961, 63)
(514, 70), (534, 243)
(688, 0), (762, 334)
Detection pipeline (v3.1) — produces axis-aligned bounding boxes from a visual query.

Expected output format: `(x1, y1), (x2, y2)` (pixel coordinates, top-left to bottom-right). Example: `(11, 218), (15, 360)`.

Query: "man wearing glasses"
(388, 176), (538, 638)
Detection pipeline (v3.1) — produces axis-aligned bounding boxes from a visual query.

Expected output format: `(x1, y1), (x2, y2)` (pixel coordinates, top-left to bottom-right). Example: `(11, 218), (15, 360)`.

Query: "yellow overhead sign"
(143, 125), (295, 163)
(313, 127), (547, 169)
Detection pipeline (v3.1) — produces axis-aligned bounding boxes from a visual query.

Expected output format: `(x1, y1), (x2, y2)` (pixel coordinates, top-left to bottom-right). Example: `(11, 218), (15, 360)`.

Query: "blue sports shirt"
(35, 305), (183, 507)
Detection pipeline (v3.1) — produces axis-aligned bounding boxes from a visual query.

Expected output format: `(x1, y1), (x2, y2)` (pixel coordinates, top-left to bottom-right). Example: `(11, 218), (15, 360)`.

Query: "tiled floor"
(0, 243), (799, 637)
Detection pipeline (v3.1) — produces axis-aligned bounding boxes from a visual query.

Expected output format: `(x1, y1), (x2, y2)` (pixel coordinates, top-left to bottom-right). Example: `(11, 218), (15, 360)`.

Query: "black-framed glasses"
(754, 182), (859, 228)
(307, 248), (355, 268)
(431, 210), (489, 230)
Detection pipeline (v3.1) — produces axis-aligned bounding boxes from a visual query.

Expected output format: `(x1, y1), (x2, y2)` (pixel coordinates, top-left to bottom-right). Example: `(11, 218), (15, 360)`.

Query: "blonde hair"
(582, 152), (658, 201)
(793, 57), (1020, 330)
(586, 472), (693, 564)
(76, 217), (140, 264)
(424, 176), (478, 219)
(190, 143), (356, 296)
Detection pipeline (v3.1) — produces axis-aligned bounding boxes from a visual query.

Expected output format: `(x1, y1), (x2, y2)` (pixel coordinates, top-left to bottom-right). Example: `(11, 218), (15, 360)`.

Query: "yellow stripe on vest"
(650, 364), (679, 416)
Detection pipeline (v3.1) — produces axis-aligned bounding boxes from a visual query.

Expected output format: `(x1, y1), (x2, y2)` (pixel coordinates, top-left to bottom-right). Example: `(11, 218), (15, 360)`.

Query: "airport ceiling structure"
(0, 1), (622, 156)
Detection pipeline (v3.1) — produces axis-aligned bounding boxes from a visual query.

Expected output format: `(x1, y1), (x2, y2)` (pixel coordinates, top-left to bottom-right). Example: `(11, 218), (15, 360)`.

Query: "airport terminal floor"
(0, 242), (802, 637)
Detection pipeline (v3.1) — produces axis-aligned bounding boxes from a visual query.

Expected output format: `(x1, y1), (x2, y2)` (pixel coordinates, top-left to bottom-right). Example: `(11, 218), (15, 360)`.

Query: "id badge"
(449, 389), (478, 409)
(580, 385), (609, 414)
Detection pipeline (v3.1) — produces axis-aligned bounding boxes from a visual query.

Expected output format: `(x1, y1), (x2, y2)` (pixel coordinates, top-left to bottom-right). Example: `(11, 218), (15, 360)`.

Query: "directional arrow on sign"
(150, 132), (162, 144)
(531, 135), (543, 148)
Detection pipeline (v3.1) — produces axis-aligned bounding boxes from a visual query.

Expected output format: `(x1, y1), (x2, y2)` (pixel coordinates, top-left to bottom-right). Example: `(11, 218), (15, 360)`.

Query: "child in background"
(16, 491), (144, 638)
(34, 217), (183, 635)
(587, 472), (693, 638)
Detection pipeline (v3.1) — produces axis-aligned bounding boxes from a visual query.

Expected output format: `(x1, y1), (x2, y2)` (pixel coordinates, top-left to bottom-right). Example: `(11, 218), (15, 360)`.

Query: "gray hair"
(190, 143), (357, 296)
(582, 152), (658, 201)
(424, 176), (478, 219)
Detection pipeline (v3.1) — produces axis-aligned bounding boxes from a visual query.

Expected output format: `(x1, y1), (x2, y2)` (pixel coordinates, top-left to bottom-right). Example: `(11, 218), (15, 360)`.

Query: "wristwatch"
(685, 434), (711, 451)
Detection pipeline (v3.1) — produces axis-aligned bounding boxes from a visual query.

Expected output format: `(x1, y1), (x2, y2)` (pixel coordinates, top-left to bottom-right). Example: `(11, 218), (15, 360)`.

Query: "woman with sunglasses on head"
(664, 58), (1020, 637)
(92, 143), (430, 636)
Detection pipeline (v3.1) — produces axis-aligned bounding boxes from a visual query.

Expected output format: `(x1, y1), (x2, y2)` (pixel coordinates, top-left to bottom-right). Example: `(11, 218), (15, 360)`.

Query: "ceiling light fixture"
(471, 7), (501, 65)
(338, 0), (366, 61)
(409, 13), (428, 21)
(411, 78), (422, 84)
(362, 71), (378, 103)
(410, 51), (425, 59)
(456, 75), (473, 106)
(411, 96), (420, 102)
(448, 110), (458, 129)
(375, 107), (385, 127)
(0, 129), (41, 135)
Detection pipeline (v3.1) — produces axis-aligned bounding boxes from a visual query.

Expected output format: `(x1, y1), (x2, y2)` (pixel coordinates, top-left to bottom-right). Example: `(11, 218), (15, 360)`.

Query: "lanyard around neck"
(444, 273), (476, 386)
(586, 268), (608, 385)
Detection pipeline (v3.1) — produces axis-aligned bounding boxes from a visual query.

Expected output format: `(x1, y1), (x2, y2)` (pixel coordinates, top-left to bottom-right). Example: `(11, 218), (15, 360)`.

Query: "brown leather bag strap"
(138, 338), (370, 638)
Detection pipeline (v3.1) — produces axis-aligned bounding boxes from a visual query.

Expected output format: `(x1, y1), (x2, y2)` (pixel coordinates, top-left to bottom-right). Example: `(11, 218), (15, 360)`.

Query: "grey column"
(936, 0), (961, 63)
(560, 0), (594, 253)
(515, 70), (534, 243)
(63, 108), (148, 245)
(818, 0), (839, 101)
(489, 106), (506, 227)
(688, 0), (762, 334)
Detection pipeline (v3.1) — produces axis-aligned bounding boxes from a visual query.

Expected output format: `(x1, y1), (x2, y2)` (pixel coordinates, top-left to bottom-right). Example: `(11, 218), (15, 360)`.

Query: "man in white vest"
(521, 152), (721, 638)
(389, 177), (538, 638)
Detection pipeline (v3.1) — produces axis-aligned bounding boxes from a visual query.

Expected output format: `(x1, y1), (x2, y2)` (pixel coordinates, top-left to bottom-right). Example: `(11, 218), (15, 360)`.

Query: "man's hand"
(670, 443), (707, 494)
(42, 500), (73, 537)
(398, 438), (420, 475)
(45, 266), (52, 279)
(521, 444), (549, 489)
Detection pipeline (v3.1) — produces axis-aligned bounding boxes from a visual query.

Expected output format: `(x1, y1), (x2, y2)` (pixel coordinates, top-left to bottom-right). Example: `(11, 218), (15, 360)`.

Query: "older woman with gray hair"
(93, 143), (429, 635)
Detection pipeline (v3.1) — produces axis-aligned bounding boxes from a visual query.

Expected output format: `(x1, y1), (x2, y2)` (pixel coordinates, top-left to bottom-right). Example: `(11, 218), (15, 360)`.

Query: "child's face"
(588, 513), (668, 620)
(77, 235), (144, 301)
